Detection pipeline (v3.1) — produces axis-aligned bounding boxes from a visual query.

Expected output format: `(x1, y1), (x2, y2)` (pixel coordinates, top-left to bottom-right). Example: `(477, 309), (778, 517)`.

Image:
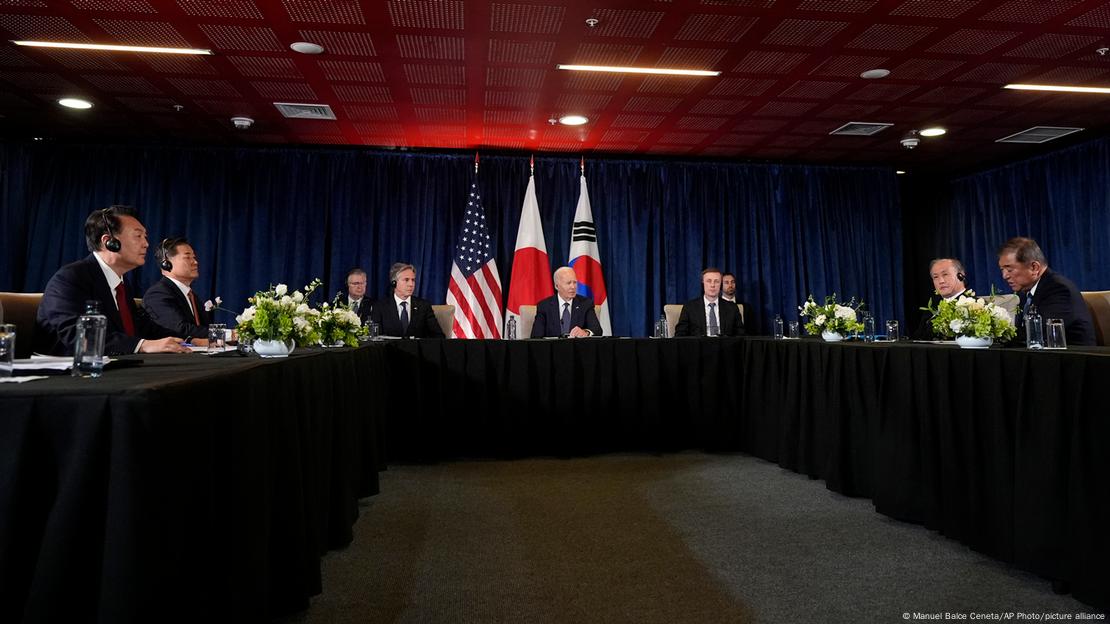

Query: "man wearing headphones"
(142, 237), (214, 342)
(998, 237), (1095, 346)
(674, 267), (744, 337)
(369, 263), (444, 338)
(35, 206), (189, 355)
(911, 257), (971, 340)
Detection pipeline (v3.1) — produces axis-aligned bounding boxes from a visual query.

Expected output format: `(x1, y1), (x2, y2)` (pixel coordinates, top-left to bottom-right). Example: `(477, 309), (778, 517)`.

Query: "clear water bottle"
(773, 314), (784, 339)
(1025, 304), (1043, 350)
(506, 316), (517, 340)
(73, 300), (107, 377)
(658, 314), (669, 338)
(862, 312), (876, 342)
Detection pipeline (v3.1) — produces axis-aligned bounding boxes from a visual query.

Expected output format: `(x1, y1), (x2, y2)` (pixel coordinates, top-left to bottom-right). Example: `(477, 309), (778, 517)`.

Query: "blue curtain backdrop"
(0, 142), (904, 336)
(912, 137), (1110, 299)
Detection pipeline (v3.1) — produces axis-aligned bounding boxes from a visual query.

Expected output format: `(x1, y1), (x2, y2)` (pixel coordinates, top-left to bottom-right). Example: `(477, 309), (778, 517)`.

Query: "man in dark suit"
(912, 257), (971, 340)
(998, 237), (1095, 346)
(675, 267), (744, 337)
(343, 267), (374, 326)
(530, 266), (603, 338)
(721, 270), (751, 333)
(35, 206), (189, 356)
(370, 262), (444, 338)
(142, 237), (213, 341)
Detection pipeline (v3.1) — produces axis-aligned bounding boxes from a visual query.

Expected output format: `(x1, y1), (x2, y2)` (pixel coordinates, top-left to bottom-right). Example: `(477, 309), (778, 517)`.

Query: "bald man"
(530, 267), (603, 338)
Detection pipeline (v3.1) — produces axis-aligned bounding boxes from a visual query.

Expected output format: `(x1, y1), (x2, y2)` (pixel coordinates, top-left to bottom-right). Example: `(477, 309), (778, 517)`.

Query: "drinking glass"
(1044, 318), (1067, 350)
(0, 324), (15, 377)
(885, 320), (900, 342)
(787, 320), (800, 339)
(207, 323), (227, 352)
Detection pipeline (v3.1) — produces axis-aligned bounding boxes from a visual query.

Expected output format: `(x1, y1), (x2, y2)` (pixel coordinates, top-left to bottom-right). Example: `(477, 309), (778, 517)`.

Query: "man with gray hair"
(998, 237), (1094, 346)
(912, 257), (970, 340)
(370, 262), (444, 338)
(530, 266), (602, 338)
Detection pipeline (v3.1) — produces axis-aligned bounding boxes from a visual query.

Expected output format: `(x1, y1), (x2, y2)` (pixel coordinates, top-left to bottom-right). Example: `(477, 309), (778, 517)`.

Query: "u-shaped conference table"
(1, 337), (1107, 622)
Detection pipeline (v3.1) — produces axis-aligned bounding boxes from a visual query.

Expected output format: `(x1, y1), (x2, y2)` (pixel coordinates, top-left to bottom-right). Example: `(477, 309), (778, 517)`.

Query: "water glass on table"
(0, 324), (15, 377)
(885, 320), (900, 342)
(207, 324), (227, 352)
(787, 320), (800, 339)
(1044, 318), (1067, 350)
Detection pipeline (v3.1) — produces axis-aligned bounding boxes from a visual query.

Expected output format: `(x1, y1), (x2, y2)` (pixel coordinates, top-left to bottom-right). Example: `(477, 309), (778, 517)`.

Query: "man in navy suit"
(142, 237), (213, 341)
(675, 267), (744, 337)
(530, 267), (602, 338)
(35, 206), (189, 356)
(998, 237), (1095, 346)
(370, 263), (444, 338)
(343, 267), (374, 326)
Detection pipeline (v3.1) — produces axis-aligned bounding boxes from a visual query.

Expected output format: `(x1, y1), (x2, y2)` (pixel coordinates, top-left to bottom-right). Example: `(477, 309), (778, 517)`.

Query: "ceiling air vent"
(996, 126), (1082, 144)
(273, 102), (336, 120)
(829, 122), (892, 136)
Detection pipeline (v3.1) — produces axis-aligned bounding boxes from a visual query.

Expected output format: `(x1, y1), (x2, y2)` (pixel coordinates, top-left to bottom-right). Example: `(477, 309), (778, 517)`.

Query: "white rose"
(950, 319), (964, 333)
(236, 307), (256, 323)
(292, 291), (304, 303)
(815, 314), (827, 326)
(280, 295), (292, 305)
(274, 284), (287, 296)
(989, 305), (1012, 323)
(295, 303), (310, 314)
(293, 316), (308, 330)
(834, 305), (855, 321)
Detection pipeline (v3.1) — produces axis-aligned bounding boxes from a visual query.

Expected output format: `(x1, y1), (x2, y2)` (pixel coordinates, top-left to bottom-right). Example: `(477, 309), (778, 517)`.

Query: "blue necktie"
(561, 302), (571, 335)
(400, 301), (409, 333)
(708, 302), (719, 336)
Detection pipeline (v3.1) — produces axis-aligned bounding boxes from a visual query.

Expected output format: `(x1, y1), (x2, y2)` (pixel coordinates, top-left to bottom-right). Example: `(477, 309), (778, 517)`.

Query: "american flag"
(445, 178), (503, 338)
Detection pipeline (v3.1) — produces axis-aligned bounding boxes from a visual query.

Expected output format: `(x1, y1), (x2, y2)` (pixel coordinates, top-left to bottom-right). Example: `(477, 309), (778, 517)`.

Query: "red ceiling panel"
(2, 0), (1109, 172)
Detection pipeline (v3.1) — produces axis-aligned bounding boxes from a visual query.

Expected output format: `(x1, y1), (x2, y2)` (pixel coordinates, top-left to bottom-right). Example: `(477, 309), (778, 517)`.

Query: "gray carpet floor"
(279, 453), (1104, 623)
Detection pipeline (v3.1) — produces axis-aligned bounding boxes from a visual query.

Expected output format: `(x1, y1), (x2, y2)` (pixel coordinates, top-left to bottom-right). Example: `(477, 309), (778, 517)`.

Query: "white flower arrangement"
(800, 294), (865, 336)
(316, 297), (367, 347)
(235, 279), (322, 345)
(926, 290), (1016, 341)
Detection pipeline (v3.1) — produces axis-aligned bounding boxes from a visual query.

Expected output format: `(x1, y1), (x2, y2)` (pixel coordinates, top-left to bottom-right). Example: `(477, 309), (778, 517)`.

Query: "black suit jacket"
(348, 297), (374, 326)
(142, 276), (212, 339)
(35, 254), (175, 355)
(370, 295), (444, 338)
(530, 294), (603, 338)
(674, 297), (744, 337)
(1017, 269), (1096, 346)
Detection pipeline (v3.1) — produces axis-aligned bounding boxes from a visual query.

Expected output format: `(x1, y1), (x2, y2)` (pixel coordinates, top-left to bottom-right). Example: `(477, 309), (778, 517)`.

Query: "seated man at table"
(370, 263), (444, 338)
(142, 236), (214, 343)
(998, 237), (1095, 346)
(675, 267), (744, 337)
(912, 257), (970, 340)
(35, 205), (189, 355)
(343, 267), (374, 326)
(531, 266), (602, 338)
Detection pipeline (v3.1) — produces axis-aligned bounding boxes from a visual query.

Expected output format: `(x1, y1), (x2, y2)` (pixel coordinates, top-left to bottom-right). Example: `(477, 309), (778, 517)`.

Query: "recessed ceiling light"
(289, 41), (324, 55)
(556, 64), (720, 77)
(860, 68), (890, 79)
(58, 97), (92, 109)
(12, 40), (213, 55)
(919, 127), (946, 137)
(1004, 83), (1110, 94)
(895, 170), (906, 175)
(558, 115), (589, 126)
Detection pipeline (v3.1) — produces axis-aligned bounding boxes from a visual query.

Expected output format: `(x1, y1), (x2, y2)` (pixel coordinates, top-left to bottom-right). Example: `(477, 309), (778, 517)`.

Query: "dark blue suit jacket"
(369, 295), (444, 338)
(530, 294), (603, 337)
(1017, 268), (1096, 346)
(35, 254), (175, 355)
(142, 276), (212, 339)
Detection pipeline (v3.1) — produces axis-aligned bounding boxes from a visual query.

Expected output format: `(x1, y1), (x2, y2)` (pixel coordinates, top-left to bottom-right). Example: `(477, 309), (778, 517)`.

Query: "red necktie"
(187, 290), (201, 325)
(115, 283), (136, 336)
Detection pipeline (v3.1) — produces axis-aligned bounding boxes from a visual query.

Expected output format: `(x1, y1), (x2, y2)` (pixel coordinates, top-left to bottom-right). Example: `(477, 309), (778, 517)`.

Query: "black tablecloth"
(3, 338), (1107, 618)
(0, 347), (384, 623)
(375, 337), (1110, 610)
